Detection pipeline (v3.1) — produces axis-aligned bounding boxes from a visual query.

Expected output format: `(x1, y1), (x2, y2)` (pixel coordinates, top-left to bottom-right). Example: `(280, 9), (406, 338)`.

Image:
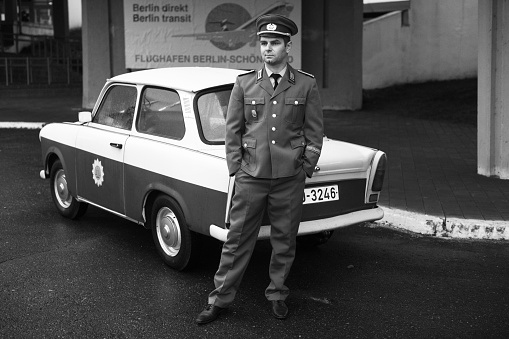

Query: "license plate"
(303, 185), (339, 204)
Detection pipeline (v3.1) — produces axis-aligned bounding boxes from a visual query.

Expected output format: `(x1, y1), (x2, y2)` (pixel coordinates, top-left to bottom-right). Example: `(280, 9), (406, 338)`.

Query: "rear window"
(137, 87), (185, 140)
(196, 87), (232, 144)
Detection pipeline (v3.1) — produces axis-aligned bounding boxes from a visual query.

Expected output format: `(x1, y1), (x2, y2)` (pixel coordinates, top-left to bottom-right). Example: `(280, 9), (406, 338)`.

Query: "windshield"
(196, 88), (232, 144)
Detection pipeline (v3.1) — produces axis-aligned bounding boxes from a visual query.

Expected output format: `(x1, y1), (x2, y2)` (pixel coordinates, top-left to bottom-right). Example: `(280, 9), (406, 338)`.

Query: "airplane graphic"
(209, 19), (235, 31)
(173, 1), (294, 51)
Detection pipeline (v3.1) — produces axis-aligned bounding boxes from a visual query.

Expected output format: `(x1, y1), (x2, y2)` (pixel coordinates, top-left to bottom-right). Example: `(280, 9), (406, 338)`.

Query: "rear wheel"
(49, 159), (88, 219)
(150, 195), (193, 271)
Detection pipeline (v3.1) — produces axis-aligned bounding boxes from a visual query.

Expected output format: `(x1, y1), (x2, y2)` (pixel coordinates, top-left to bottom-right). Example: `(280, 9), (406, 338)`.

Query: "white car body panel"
(123, 135), (229, 194)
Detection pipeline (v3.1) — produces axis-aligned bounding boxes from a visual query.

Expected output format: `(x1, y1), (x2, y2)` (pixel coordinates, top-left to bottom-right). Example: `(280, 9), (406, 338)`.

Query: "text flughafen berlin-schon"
(134, 54), (295, 64)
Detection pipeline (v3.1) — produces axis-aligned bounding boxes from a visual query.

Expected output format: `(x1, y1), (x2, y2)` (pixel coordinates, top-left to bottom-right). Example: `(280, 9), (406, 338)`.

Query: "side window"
(93, 85), (137, 130)
(196, 89), (231, 143)
(137, 87), (185, 140)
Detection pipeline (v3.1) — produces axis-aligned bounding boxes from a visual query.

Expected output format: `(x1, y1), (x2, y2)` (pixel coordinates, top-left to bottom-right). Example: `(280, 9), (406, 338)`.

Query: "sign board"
(124, 0), (301, 69)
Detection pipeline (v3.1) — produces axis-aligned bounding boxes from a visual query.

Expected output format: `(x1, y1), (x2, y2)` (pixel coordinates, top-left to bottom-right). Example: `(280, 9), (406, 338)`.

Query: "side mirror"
(78, 111), (92, 123)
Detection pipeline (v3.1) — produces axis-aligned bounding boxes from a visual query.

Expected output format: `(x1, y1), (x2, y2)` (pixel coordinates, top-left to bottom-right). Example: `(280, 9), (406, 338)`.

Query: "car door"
(123, 86), (187, 221)
(75, 84), (138, 214)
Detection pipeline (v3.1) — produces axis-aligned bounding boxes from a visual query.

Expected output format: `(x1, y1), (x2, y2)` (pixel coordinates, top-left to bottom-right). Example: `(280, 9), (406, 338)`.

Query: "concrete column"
(324, 0), (363, 110)
(109, 0), (126, 77)
(81, 0), (126, 109)
(82, 0), (111, 109)
(478, 0), (509, 179)
(302, 0), (363, 110)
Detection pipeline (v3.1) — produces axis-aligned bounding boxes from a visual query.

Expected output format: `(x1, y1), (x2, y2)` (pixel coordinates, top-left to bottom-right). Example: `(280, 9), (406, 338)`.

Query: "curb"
(377, 206), (509, 240)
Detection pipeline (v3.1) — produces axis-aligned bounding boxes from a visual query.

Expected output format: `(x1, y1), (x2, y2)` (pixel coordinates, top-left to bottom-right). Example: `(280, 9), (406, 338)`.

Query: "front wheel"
(150, 195), (193, 271)
(49, 159), (88, 219)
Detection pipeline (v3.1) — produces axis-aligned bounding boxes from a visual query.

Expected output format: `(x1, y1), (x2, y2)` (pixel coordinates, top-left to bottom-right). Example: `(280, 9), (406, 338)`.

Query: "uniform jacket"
(225, 64), (324, 179)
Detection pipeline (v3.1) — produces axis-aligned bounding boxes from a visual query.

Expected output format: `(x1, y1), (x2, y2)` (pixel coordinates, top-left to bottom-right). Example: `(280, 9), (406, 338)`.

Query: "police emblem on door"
(92, 159), (104, 187)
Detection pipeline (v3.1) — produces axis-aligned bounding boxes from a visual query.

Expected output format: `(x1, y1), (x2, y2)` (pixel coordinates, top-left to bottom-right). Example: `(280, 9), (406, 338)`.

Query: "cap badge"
(267, 23), (277, 31)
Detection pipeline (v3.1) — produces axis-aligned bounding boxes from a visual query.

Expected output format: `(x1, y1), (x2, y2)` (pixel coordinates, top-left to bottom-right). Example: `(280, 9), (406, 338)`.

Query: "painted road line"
(0, 122), (45, 129)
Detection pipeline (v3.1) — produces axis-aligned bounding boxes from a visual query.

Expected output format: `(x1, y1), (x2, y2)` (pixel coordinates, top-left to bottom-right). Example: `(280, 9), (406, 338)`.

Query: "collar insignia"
(289, 70), (295, 84)
(257, 69), (263, 82)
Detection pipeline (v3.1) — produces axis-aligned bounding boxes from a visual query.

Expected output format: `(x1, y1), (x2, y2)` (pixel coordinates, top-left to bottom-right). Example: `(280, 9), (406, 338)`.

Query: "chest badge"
(92, 159), (105, 187)
(251, 100), (257, 118)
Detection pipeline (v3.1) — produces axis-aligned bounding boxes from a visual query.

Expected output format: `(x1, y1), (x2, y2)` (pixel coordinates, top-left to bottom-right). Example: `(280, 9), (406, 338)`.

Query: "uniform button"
(294, 100), (299, 105)
(271, 140), (276, 144)
(272, 114), (276, 118)
(273, 101), (277, 105)
(272, 127), (276, 131)
(252, 100), (256, 105)
(243, 143), (247, 148)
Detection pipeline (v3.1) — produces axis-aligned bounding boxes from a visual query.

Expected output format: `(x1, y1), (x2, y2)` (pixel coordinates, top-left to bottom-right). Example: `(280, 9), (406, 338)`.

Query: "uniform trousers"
(208, 168), (306, 308)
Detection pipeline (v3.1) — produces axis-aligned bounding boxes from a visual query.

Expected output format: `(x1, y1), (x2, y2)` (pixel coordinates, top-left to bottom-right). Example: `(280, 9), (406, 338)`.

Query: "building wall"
(363, 0), (478, 89)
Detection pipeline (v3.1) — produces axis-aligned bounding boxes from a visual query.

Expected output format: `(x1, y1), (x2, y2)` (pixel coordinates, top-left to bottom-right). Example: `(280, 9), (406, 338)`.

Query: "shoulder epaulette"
(239, 70), (255, 77)
(297, 69), (315, 78)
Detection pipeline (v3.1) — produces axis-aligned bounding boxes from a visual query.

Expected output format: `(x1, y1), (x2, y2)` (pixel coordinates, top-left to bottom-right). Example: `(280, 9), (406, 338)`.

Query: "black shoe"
(196, 304), (226, 324)
(271, 300), (288, 319)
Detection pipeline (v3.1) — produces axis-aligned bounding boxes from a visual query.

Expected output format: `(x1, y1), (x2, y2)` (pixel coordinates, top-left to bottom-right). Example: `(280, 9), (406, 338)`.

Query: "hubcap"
(156, 207), (181, 257)
(54, 169), (71, 208)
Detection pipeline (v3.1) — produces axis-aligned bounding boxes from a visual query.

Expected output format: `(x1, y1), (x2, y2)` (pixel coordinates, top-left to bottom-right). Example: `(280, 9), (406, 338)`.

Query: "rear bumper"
(209, 207), (384, 242)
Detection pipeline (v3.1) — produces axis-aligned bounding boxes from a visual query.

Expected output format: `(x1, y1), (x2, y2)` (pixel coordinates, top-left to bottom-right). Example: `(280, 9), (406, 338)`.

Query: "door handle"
(110, 143), (123, 149)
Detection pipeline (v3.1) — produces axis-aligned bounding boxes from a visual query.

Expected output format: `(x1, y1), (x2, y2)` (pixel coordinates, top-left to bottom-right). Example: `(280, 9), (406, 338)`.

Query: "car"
(39, 67), (387, 271)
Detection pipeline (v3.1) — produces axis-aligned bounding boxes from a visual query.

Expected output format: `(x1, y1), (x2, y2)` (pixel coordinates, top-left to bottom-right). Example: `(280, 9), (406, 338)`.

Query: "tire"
(297, 230), (334, 247)
(150, 195), (193, 271)
(49, 159), (88, 219)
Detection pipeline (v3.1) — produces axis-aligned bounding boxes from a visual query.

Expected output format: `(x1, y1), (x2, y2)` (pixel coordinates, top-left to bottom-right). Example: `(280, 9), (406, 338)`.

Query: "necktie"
(270, 73), (281, 90)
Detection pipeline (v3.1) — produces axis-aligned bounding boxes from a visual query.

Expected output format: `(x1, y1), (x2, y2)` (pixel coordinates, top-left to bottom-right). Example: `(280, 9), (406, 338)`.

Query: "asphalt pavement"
(0, 130), (508, 337)
(1, 81), (508, 240)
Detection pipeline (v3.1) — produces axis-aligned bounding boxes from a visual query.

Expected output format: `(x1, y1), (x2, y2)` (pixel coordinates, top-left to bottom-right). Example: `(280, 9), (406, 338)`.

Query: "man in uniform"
(196, 13), (324, 324)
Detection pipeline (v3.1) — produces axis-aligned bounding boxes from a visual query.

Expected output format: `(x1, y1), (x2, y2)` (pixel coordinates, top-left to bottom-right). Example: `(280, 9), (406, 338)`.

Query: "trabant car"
(39, 67), (386, 271)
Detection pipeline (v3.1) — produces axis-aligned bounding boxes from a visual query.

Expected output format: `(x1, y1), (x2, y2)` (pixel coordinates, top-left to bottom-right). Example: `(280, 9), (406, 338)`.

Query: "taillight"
(372, 154), (387, 191)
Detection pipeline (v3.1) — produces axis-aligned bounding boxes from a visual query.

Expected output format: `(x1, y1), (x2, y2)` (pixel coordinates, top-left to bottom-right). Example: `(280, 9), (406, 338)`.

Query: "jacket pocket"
(241, 138), (257, 171)
(284, 98), (306, 124)
(244, 97), (265, 123)
(290, 136), (306, 169)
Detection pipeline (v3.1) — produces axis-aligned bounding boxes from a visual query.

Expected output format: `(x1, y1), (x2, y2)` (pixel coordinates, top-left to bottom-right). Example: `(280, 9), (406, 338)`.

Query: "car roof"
(108, 67), (251, 92)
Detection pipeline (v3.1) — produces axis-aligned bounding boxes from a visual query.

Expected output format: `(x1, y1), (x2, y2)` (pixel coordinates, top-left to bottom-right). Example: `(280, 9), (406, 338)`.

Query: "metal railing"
(0, 56), (82, 86)
(0, 32), (81, 59)
(0, 32), (82, 86)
